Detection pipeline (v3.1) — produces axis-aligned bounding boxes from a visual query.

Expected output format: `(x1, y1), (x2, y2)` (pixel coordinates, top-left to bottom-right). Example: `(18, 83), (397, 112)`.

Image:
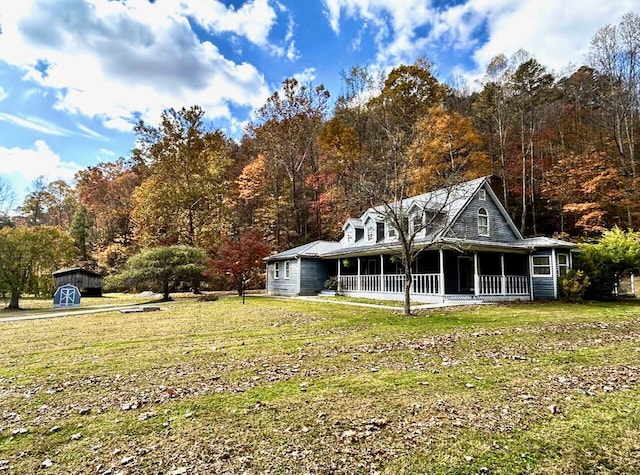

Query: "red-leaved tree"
(204, 231), (271, 296)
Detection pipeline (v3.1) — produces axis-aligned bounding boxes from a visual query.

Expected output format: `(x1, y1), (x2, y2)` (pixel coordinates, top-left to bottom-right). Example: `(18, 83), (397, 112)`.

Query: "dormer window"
(410, 213), (423, 235)
(363, 216), (377, 243)
(478, 208), (489, 236)
(387, 224), (397, 240)
(366, 225), (375, 243)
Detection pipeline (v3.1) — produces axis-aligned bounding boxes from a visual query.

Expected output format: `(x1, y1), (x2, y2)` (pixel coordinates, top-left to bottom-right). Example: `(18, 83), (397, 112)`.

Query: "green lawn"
(0, 292), (160, 314)
(1, 296), (639, 474)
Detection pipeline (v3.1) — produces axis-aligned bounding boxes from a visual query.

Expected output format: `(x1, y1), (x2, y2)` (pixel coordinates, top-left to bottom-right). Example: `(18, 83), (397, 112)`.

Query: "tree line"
(1, 13), (639, 303)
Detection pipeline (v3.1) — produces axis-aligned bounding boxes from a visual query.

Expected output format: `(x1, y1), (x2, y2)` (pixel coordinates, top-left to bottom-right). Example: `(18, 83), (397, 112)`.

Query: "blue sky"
(0, 0), (637, 210)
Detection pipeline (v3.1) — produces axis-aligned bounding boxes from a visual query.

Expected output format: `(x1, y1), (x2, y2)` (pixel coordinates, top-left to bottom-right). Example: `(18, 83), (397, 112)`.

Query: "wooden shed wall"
(54, 272), (102, 290)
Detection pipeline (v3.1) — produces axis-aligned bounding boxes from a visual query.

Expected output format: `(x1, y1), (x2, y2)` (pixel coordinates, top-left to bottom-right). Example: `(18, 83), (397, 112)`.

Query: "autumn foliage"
(5, 14), (640, 296)
(204, 231), (271, 295)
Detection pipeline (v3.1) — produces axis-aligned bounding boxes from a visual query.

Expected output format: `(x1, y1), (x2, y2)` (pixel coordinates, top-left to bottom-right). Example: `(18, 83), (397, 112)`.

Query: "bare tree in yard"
(342, 59), (488, 315)
(360, 180), (463, 316)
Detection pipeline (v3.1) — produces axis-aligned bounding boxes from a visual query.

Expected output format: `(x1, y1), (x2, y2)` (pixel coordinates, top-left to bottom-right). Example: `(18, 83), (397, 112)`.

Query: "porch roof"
(319, 237), (535, 259)
(518, 236), (578, 249)
(266, 234), (577, 262)
(309, 234), (578, 259)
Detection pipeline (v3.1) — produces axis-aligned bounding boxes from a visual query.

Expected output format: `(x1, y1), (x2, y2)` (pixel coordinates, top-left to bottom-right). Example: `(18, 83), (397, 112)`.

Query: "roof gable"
(341, 218), (363, 231)
(444, 179), (523, 241)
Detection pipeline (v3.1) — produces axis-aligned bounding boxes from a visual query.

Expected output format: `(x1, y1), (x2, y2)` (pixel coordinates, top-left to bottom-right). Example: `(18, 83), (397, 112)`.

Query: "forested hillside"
(2, 13), (639, 281)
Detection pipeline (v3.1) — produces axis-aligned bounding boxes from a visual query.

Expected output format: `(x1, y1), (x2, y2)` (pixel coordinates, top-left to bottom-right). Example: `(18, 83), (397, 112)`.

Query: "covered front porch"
(333, 249), (531, 303)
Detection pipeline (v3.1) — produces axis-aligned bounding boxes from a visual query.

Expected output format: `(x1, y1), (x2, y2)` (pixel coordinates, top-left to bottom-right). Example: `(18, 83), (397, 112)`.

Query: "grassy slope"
(0, 296), (639, 474)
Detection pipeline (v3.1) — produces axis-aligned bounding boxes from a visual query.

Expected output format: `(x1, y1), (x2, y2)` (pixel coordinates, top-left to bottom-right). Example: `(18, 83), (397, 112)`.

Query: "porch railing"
(480, 275), (529, 295)
(339, 274), (440, 295)
(339, 274), (528, 296)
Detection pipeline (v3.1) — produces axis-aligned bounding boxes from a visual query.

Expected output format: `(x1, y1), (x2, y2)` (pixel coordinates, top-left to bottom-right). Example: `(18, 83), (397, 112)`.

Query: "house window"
(366, 225), (375, 243)
(274, 262), (280, 279)
(387, 224), (397, 239)
(478, 208), (489, 236)
(558, 254), (569, 276)
(532, 256), (551, 276)
(478, 189), (487, 201)
(284, 261), (290, 279)
(410, 213), (423, 235)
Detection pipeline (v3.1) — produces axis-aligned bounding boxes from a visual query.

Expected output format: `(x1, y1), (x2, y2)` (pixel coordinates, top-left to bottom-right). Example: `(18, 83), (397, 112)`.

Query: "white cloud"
(0, 87), (7, 101)
(103, 116), (137, 133)
(99, 148), (116, 157)
(0, 0), (274, 132)
(321, 0), (436, 66)
(0, 112), (73, 136)
(0, 140), (81, 183)
(293, 68), (317, 85)
(321, 0), (637, 78)
(462, 0), (637, 75)
(185, 0), (277, 47)
(76, 123), (107, 141)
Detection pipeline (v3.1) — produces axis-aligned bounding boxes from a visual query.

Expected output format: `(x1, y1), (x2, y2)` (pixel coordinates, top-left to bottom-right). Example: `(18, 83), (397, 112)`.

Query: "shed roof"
(52, 267), (103, 277)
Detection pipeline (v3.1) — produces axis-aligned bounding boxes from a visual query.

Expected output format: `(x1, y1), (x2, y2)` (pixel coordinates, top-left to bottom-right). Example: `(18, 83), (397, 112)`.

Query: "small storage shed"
(52, 267), (103, 297)
(53, 284), (81, 307)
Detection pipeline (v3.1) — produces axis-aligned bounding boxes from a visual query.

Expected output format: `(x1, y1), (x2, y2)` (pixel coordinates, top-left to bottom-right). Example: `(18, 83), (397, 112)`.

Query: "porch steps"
(317, 290), (337, 297)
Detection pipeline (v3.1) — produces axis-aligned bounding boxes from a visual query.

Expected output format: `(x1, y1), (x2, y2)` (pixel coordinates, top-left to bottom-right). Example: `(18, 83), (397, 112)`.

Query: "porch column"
(357, 257), (361, 291)
(551, 248), (558, 299)
(500, 253), (506, 295)
(380, 255), (385, 292)
(528, 253), (534, 301)
(297, 257), (302, 295)
(473, 252), (480, 297)
(439, 248), (445, 296)
(337, 258), (341, 293)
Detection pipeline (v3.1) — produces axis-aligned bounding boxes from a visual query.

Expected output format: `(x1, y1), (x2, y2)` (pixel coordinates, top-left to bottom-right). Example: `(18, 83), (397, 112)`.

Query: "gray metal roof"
(265, 240), (343, 261)
(518, 236), (578, 249)
(52, 267), (103, 277)
(365, 176), (487, 222)
(265, 177), (576, 262)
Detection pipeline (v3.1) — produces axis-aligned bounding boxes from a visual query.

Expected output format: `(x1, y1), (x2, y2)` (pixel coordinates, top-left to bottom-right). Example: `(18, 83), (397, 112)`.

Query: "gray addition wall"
(267, 260), (299, 296)
(531, 250), (556, 300)
(299, 259), (330, 295)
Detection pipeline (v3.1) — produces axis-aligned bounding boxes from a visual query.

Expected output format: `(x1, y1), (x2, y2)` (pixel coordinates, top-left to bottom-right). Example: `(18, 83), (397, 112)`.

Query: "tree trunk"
(162, 280), (170, 301)
(191, 278), (201, 295)
(234, 275), (243, 296)
(529, 133), (537, 235)
(403, 266), (412, 316)
(520, 114), (527, 234)
(8, 290), (19, 310)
